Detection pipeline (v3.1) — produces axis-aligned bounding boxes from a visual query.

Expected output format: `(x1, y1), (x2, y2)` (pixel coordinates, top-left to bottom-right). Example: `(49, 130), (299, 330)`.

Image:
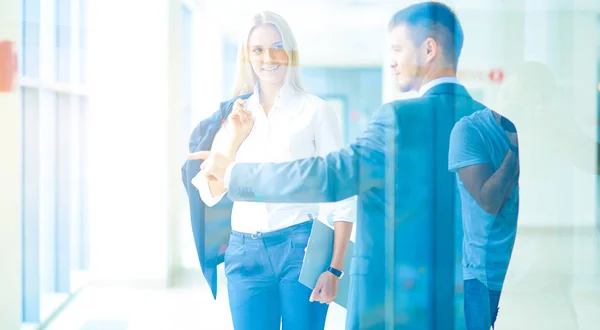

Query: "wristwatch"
(327, 266), (344, 279)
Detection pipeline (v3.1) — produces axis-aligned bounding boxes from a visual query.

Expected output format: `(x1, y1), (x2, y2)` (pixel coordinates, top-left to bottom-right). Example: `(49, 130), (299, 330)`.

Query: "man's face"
(388, 24), (426, 93)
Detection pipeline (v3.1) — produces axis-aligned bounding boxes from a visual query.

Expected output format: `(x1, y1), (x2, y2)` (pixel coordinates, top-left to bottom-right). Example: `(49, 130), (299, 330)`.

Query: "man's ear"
(423, 37), (438, 62)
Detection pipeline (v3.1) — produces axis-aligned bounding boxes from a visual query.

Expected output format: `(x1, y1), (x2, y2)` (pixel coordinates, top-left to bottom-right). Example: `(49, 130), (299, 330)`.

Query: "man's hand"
(309, 271), (339, 304)
(187, 151), (232, 181)
(228, 99), (254, 143)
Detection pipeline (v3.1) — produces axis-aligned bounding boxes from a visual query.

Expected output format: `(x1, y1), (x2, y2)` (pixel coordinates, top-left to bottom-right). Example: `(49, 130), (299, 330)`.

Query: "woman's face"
(247, 24), (289, 87)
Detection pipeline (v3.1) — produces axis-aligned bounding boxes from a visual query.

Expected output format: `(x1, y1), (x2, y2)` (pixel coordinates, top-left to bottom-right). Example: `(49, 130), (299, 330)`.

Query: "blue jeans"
(464, 279), (502, 330)
(224, 220), (328, 330)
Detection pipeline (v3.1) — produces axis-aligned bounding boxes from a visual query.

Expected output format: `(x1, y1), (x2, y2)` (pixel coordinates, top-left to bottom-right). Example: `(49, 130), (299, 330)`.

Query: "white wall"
(87, 0), (176, 283)
(511, 8), (598, 228)
(294, 25), (385, 67)
(0, 0), (22, 328)
(201, 0), (390, 68)
(569, 12), (598, 228)
(188, 8), (225, 124)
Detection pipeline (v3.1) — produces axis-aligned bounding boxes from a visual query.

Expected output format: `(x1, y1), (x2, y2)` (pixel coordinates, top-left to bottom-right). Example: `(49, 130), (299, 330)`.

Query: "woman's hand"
(227, 99), (254, 143)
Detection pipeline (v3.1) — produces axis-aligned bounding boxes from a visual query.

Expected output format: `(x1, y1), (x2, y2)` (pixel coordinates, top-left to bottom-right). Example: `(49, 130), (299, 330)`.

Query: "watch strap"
(327, 266), (343, 279)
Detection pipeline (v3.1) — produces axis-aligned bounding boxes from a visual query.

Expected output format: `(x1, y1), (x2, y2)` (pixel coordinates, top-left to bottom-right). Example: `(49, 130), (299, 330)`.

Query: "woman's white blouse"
(192, 85), (356, 234)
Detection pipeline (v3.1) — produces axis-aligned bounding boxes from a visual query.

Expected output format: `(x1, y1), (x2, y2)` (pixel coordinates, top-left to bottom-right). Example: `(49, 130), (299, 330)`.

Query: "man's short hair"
(389, 2), (464, 70)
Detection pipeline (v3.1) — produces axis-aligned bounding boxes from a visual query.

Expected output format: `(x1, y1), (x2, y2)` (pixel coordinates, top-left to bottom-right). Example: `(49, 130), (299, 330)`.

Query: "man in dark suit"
(191, 2), (484, 329)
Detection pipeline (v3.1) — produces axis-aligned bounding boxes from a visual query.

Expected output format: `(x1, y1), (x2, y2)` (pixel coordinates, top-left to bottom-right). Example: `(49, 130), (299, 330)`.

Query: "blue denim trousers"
(464, 279), (502, 330)
(224, 220), (329, 330)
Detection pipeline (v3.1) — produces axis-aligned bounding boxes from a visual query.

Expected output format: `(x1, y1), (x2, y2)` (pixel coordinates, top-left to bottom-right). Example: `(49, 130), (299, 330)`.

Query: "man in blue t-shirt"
(448, 108), (520, 330)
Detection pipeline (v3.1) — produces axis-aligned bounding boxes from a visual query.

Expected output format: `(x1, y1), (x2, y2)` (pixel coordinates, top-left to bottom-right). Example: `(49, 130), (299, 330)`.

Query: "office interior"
(0, 0), (599, 329)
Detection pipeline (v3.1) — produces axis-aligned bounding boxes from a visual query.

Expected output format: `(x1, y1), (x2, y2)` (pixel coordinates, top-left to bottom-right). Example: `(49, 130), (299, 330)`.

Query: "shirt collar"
(418, 77), (462, 97)
(250, 82), (297, 109)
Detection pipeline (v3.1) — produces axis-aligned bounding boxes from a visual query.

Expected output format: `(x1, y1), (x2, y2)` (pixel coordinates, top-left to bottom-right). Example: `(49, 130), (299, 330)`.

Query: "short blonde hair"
(231, 11), (303, 97)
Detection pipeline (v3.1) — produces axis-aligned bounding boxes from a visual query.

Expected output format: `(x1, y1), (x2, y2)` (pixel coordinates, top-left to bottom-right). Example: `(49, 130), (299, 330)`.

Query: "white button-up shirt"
(192, 84), (356, 234)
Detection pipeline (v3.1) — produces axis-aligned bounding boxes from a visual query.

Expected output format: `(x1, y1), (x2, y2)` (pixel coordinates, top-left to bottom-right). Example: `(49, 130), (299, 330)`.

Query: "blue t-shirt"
(448, 108), (519, 291)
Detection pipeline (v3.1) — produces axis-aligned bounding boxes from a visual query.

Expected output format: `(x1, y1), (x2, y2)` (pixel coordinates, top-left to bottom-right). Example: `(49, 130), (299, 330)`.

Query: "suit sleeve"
(314, 101), (357, 223)
(227, 103), (399, 203)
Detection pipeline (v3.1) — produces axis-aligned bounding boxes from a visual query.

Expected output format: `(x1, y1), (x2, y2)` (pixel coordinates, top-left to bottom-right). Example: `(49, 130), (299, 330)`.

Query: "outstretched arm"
(225, 103), (399, 203)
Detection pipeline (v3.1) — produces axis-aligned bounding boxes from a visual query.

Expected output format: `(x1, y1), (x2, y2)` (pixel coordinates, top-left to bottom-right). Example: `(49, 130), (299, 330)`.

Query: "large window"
(20, 0), (89, 324)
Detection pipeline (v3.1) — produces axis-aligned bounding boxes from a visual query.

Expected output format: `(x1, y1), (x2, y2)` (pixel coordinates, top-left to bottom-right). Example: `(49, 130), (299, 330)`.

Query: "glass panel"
(33, 88), (64, 327)
(65, 95), (90, 287)
(55, 93), (72, 293)
(38, 90), (57, 298)
(21, 87), (41, 323)
(78, 0), (87, 84)
(77, 97), (90, 271)
(23, 0), (40, 78)
(56, 0), (71, 82)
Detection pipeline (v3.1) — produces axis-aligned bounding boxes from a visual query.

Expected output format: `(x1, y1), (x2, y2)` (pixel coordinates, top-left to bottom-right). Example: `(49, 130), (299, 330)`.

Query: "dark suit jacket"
(226, 84), (485, 329)
(181, 93), (252, 298)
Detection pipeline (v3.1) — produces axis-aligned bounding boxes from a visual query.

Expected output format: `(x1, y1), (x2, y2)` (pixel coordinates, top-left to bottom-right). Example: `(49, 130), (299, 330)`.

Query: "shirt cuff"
(191, 171), (227, 207)
(224, 162), (237, 189)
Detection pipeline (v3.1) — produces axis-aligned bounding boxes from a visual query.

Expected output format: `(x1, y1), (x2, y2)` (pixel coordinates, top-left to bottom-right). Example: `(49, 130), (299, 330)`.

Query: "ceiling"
(199, 0), (600, 38)
(194, 0), (600, 67)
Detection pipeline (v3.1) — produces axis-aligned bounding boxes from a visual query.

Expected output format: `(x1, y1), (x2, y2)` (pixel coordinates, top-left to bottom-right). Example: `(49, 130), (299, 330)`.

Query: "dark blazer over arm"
(181, 93), (251, 299)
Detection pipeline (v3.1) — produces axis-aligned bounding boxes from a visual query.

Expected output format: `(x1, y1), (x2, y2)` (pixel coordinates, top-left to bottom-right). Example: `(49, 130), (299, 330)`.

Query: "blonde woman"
(191, 11), (356, 330)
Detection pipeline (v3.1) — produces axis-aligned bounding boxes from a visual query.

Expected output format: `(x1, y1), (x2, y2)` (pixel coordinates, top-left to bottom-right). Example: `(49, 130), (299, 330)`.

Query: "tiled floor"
(44, 229), (600, 330)
(43, 269), (348, 330)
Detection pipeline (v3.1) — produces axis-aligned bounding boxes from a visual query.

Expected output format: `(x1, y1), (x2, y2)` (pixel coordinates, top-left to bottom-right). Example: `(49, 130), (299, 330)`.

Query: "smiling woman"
(231, 11), (303, 98)
(185, 10), (357, 330)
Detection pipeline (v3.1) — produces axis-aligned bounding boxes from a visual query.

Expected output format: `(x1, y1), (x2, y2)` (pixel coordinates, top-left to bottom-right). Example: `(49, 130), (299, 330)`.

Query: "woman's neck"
(259, 81), (283, 109)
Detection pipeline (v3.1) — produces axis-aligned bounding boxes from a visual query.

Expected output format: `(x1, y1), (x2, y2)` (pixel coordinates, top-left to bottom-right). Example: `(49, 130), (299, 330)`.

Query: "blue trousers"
(464, 279), (502, 330)
(224, 220), (329, 330)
